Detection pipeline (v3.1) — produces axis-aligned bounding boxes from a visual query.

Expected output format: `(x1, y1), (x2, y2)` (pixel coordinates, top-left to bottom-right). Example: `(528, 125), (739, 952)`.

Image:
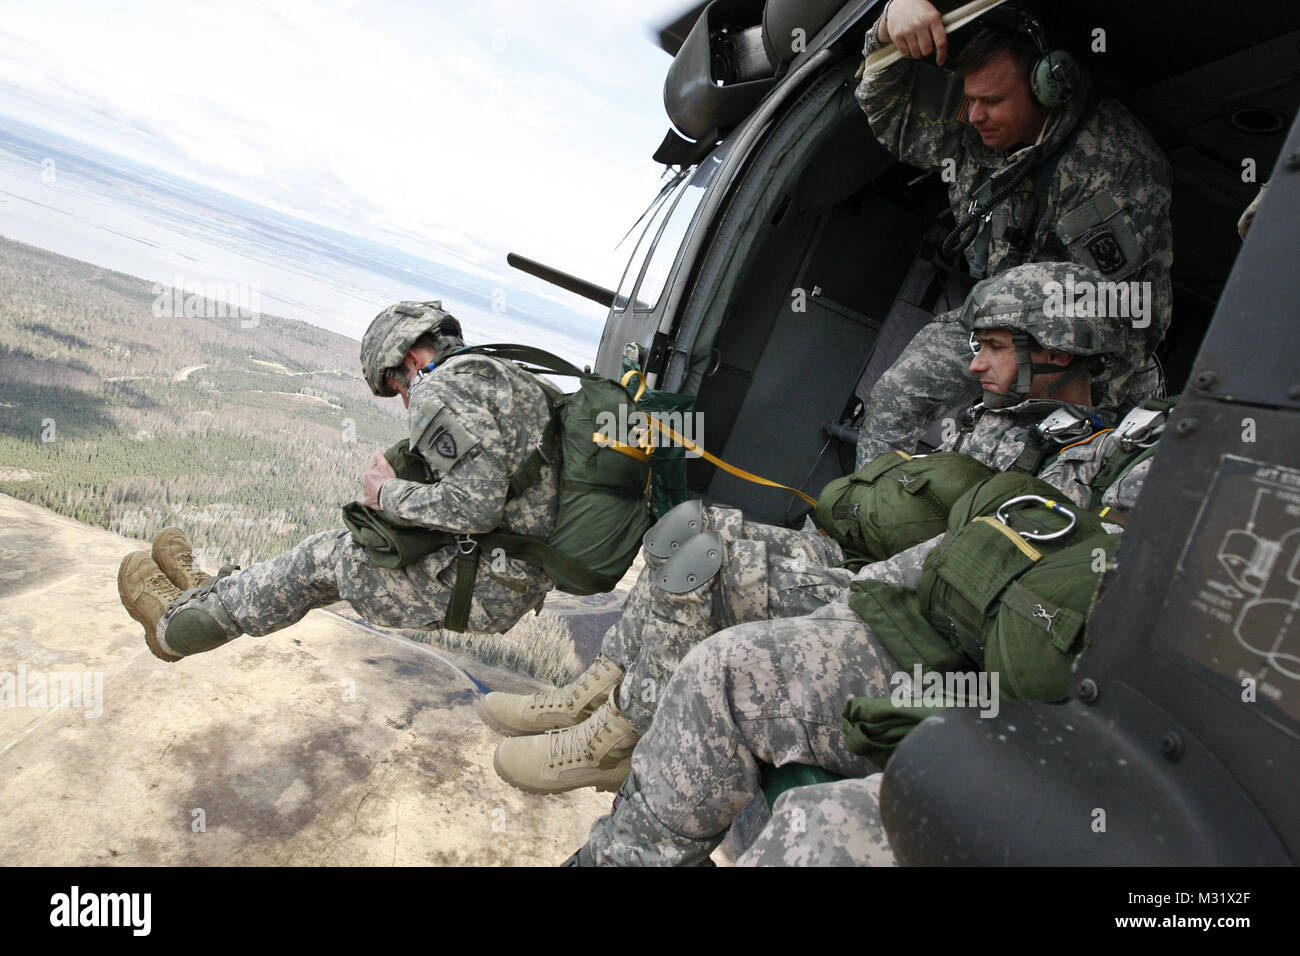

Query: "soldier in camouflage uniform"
(117, 301), (560, 662)
(733, 406), (1162, 868)
(486, 261), (1137, 797)
(854, 0), (1173, 467)
(736, 179), (1297, 866)
(564, 261), (1161, 865)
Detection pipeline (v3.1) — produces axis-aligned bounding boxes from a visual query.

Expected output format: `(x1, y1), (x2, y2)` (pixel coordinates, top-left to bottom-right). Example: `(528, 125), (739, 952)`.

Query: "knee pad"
(656, 532), (723, 594)
(161, 605), (237, 657)
(158, 575), (241, 657)
(643, 499), (706, 561)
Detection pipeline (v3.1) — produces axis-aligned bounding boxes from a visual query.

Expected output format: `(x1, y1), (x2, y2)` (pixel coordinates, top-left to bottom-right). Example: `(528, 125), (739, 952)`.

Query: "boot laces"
(176, 550), (206, 579)
(548, 702), (609, 762)
(160, 573), (222, 622)
(533, 659), (603, 711)
(145, 569), (181, 603)
(534, 684), (578, 711)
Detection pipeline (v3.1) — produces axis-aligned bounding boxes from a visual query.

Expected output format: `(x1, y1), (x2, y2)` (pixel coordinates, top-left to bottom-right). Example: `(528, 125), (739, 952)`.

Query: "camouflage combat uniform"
(584, 563), (913, 866)
(737, 775), (895, 867)
(1038, 428), (1152, 529)
(853, 24), (1173, 467)
(600, 393), (1107, 736)
(604, 509), (850, 734)
(170, 352), (559, 643)
(579, 438), (1152, 866)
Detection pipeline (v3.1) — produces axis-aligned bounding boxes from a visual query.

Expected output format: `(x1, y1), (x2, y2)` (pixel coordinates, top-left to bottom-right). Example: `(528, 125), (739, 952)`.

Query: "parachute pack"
(918, 471), (1118, 701)
(846, 470), (1119, 728)
(814, 450), (995, 564)
(344, 344), (654, 630)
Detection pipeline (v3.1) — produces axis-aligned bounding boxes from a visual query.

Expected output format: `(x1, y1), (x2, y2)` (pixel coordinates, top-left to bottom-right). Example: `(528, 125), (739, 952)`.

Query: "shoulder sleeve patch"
(413, 404), (481, 470)
(1055, 193), (1146, 280)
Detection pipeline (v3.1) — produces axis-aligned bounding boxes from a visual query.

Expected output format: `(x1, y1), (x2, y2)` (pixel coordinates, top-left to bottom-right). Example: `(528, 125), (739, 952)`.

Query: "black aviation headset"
(979, 3), (1081, 107)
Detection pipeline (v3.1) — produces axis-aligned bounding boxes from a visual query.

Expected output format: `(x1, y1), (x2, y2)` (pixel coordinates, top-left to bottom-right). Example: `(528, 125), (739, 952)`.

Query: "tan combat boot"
(118, 551), (185, 662)
(151, 527), (211, 592)
(476, 653), (623, 737)
(118, 552), (240, 662)
(492, 697), (639, 794)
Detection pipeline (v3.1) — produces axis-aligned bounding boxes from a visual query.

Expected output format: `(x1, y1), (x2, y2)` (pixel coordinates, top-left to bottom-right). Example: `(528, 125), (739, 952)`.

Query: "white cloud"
(0, 0), (687, 297)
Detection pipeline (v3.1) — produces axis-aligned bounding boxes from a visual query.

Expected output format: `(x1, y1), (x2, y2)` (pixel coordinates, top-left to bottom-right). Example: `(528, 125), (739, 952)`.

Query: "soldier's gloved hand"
(361, 450), (397, 509)
(879, 0), (949, 65)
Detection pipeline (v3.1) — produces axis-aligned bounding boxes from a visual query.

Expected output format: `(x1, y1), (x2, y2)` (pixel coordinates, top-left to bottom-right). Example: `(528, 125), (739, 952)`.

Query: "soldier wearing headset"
(854, 1), (1173, 469)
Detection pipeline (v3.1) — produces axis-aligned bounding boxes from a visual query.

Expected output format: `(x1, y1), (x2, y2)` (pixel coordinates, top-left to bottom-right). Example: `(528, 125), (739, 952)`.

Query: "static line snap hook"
(995, 495), (1078, 541)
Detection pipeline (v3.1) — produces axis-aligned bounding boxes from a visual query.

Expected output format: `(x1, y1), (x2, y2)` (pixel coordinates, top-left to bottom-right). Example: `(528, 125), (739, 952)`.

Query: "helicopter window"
(635, 166), (716, 312)
(613, 174), (686, 312)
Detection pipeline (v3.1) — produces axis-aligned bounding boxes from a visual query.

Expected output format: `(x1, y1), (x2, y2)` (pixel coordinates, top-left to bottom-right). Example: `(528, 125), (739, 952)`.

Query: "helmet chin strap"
(984, 335), (1099, 406)
(1041, 354), (1106, 397)
(982, 331), (1036, 408)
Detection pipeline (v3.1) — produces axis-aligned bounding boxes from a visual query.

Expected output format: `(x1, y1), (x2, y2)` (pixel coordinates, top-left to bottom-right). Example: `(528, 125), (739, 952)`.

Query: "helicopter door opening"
(674, 57), (947, 526)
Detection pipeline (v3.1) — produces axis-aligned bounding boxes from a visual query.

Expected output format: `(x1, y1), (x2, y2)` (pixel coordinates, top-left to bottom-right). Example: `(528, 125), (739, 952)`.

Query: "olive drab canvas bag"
(433, 344), (654, 598)
(814, 451), (995, 563)
(850, 471), (1118, 702)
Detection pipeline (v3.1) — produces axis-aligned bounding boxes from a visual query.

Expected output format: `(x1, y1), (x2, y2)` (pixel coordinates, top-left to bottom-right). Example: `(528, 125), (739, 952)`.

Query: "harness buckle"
(1033, 407), (1094, 445)
(1114, 407), (1166, 451)
(455, 535), (479, 556)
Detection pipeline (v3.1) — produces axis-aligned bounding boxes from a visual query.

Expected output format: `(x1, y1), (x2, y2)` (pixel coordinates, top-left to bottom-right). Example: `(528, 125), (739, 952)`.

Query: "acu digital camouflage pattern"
(600, 391), (1113, 739)
(584, 589), (908, 865)
(946, 399), (1095, 477)
(737, 439), (1139, 870)
(1038, 427), (1154, 523)
(738, 775), (896, 866)
(856, 260), (1136, 469)
(959, 261), (1134, 361)
(603, 504), (850, 735)
(854, 20), (1173, 465)
(159, 350), (559, 645)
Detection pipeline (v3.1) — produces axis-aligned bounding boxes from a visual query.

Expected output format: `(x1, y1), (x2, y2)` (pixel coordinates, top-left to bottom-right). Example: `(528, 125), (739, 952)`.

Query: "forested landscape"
(0, 237), (404, 564)
(0, 237), (583, 682)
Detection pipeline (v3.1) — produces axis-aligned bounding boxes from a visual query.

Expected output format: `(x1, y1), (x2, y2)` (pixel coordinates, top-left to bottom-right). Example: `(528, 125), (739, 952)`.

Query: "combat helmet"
(960, 261), (1135, 408)
(360, 300), (465, 396)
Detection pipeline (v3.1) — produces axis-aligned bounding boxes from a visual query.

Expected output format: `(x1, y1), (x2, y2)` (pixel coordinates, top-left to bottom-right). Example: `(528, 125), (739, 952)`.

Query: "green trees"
(0, 237), (403, 565)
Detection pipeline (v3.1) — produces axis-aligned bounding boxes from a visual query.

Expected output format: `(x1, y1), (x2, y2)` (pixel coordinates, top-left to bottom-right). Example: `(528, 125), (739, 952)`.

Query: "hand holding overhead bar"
(862, 0), (1010, 75)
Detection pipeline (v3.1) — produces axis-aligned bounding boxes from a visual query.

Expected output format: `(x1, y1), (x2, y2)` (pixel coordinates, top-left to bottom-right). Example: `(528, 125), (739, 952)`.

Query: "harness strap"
(475, 530), (620, 595)
(450, 343), (587, 379)
(445, 542), (480, 632)
(1008, 430), (1055, 475)
(507, 412), (560, 501)
(1087, 442), (1158, 512)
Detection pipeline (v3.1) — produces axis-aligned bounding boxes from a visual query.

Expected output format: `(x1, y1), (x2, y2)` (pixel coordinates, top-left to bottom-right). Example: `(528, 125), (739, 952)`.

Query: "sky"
(0, 0), (692, 353)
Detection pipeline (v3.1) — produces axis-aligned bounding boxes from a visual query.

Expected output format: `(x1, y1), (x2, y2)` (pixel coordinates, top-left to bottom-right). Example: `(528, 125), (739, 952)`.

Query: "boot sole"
(474, 696), (543, 737)
(492, 748), (631, 795)
(117, 557), (182, 664)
